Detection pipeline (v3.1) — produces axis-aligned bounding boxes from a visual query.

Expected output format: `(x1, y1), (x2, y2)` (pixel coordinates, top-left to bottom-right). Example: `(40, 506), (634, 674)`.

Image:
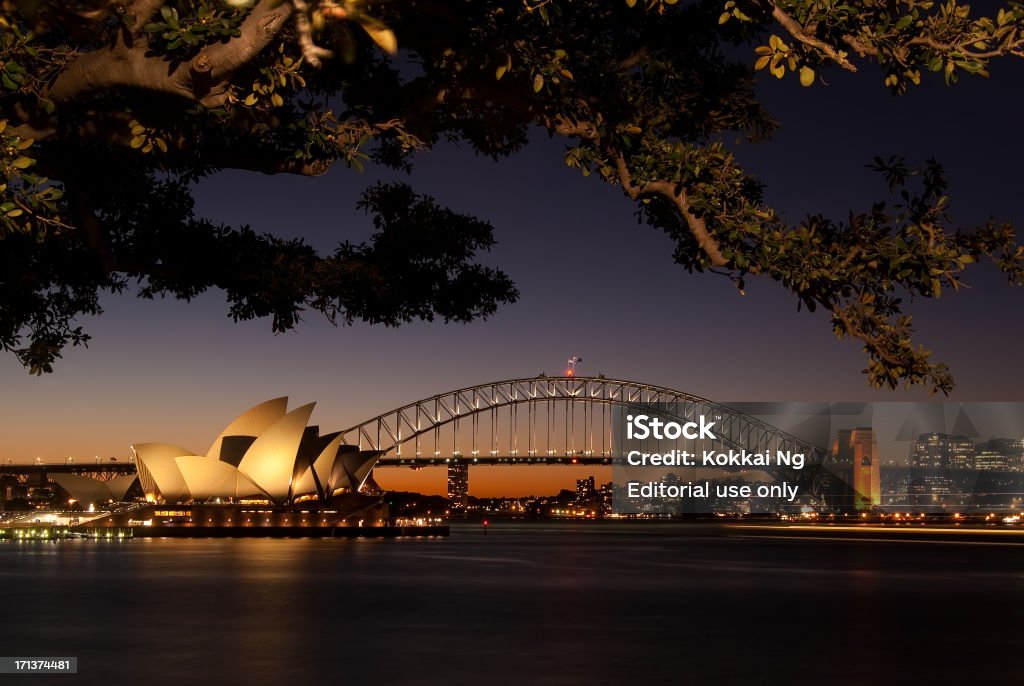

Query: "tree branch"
(538, 111), (728, 267)
(772, 3), (858, 72)
(44, 0), (292, 108)
(840, 21), (1024, 63)
(291, 0), (334, 67)
(614, 155), (728, 267)
(197, 0), (293, 82)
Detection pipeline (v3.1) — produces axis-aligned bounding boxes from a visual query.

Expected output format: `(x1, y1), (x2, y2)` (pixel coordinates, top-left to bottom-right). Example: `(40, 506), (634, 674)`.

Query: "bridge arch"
(341, 377), (829, 493)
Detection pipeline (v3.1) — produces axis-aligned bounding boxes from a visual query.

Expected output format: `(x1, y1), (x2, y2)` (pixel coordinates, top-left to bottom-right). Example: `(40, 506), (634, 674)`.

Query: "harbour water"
(2, 522), (1022, 684)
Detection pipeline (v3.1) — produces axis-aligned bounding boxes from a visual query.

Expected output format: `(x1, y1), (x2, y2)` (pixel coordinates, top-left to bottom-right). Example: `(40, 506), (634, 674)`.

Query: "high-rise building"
(598, 482), (614, 516)
(912, 433), (976, 470)
(949, 436), (976, 470)
(447, 462), (469, 509)
(975, 449), (1010, 471)
(576, 476), (595, 502)
(833, 428), (880, 510)
(975, 438), (1024, 472)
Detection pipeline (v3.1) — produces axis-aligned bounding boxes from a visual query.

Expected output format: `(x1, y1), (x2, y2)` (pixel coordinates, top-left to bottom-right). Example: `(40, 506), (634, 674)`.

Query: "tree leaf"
(799, 66), (815, 86)
(359, 21), (398, 55)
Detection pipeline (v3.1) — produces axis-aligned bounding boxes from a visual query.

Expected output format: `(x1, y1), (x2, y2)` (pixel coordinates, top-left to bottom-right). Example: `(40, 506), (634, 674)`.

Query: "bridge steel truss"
(0, 463), (137, 485)
(340, 377), (830, 493)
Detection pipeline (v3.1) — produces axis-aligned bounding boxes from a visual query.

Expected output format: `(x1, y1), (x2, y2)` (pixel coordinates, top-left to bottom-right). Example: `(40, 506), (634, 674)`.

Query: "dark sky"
(3, 43), (1023, 495)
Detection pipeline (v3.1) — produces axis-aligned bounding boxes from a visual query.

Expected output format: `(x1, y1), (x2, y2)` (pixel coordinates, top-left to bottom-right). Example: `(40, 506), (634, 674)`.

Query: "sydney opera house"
(131, 397), (379, 505)
(55, 398), (396, 533)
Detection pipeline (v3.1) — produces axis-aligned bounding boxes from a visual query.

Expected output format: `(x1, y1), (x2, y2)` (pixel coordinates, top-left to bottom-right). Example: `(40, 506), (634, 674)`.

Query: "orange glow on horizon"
(372, 465), (612, 498)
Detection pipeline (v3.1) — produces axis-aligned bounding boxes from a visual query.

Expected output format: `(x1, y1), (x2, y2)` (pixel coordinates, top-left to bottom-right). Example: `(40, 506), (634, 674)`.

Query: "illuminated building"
(833, 428), (880, 510)
(974, 438), (1024, 472)
(447, 462), (469, 509)
(132, 397), (380, 505)
(598, 482), (614, 516)
(975, 450), (1010, 471)
(912, 433), (976, 470)
(576, 476), (595, 502)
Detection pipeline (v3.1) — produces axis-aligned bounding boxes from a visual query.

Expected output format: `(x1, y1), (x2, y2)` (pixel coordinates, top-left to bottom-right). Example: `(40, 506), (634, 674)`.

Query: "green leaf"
(533, 73), (544, 92)
(799, 66), (815, 86)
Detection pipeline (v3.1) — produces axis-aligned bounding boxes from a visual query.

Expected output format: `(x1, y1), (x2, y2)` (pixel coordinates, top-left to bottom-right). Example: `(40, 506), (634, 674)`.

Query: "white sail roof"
(50, 473), (114, 506)
(134, 452), (191, 503)
(175, 456), (269, 501)
(236, 403), (316, 502)
(205, 397), (288, 460)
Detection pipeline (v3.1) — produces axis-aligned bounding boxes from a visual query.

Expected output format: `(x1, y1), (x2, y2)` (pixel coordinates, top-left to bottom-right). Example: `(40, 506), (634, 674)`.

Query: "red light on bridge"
(566, 369), (574, 377)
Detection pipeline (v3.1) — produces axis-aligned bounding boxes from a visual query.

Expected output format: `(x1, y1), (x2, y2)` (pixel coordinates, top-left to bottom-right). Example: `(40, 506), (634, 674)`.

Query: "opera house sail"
(21, 397), (451, 537)
(130, 397), (381, 506)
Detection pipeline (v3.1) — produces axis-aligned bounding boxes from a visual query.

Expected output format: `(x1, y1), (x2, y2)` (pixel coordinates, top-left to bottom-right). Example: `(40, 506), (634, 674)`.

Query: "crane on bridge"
(567, 356), (583, 377)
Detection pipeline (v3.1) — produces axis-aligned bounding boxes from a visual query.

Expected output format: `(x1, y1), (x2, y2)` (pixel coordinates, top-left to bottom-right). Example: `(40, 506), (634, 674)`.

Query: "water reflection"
(1, 523), (1021, 685)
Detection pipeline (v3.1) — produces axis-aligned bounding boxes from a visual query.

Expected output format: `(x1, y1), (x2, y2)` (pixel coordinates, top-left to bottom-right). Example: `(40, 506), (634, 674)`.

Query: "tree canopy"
(2, 0), (1023, 391)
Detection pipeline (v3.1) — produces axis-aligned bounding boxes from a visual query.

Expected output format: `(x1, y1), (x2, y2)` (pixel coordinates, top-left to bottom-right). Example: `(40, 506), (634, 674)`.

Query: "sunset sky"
(2, 61), (1023, 497)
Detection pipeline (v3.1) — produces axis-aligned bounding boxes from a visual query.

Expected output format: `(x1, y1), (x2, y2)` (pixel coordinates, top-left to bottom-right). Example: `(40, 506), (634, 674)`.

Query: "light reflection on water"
(2, 522), (1023, 685)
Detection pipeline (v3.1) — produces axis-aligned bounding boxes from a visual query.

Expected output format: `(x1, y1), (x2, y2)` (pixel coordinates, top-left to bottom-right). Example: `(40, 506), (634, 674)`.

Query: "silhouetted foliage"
(3, 0), (1024, 390)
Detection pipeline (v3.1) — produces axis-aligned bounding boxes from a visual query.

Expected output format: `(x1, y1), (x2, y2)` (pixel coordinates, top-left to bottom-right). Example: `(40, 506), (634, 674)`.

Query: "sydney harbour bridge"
(1, 376), (838, 505)
(342, 377), (824, 462)
(338, 376), (834, 505)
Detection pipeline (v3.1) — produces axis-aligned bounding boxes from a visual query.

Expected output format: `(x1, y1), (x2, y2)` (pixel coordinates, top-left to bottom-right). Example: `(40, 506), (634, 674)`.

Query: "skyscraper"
(598, 482), (614, 516)
(833, 428), (880, 511)
(447, 462), (469, 509)
(576, 476), (595, 502)
(912, 433), (976, 470)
